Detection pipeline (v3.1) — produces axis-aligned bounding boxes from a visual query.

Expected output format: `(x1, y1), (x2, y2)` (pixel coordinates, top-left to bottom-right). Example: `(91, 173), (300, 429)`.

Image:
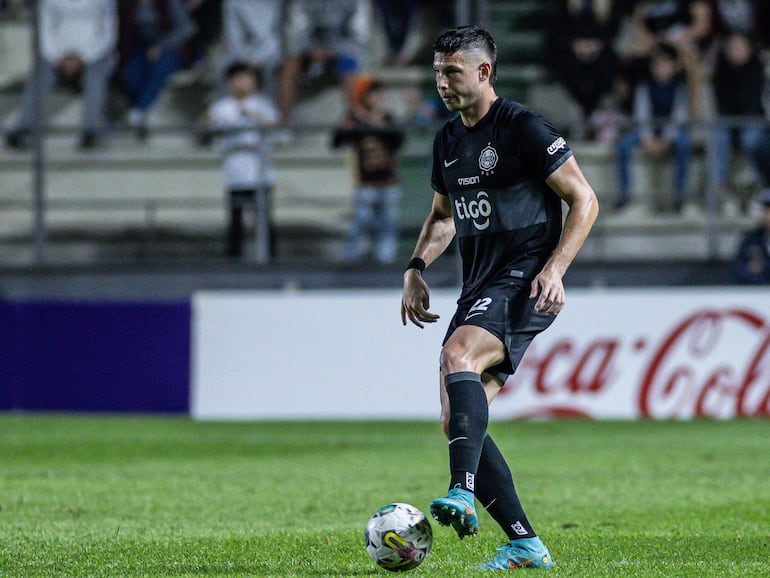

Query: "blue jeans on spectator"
(122, 47), (180, 113)
(713, 126), (768, 189)
(616, 128), (691, 211)
(343, 184), (400, 264)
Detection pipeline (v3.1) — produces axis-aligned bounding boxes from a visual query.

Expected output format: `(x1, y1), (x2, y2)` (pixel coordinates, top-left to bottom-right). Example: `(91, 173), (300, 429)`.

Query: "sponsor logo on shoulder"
(547, 136), (567, 155)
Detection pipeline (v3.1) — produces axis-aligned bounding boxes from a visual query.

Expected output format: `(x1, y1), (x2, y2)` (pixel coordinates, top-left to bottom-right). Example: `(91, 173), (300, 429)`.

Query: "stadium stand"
(0, 0), (761, 286)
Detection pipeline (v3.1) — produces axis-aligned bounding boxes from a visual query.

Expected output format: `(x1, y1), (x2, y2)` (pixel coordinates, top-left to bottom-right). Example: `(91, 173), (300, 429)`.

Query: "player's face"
(433, 50), (486, 113)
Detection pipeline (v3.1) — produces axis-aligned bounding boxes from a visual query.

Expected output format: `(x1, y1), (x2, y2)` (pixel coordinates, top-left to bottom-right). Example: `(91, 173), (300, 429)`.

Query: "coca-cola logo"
(639, 309), (770, 418)
(499, 307), (770, 419)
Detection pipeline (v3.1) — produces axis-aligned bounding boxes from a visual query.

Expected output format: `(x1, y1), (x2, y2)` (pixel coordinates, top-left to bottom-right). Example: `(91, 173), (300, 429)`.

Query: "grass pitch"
(0, 416), (768, 577)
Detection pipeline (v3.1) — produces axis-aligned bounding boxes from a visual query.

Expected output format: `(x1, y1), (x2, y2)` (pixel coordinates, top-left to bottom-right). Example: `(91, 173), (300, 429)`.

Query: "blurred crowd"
(544, 0), (770, 215)
(0, 0), (444, 264)
(1, 0), (769, 278)
(0, 0), (456, 151)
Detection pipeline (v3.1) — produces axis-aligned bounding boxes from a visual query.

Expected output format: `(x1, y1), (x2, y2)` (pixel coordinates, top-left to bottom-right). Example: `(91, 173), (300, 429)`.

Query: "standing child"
(333, 76), (405, 264)
(205, 62), (280, 260)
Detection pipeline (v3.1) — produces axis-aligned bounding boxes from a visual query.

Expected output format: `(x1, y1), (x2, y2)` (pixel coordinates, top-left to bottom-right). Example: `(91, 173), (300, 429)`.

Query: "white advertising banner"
(191, 288), (770, 420)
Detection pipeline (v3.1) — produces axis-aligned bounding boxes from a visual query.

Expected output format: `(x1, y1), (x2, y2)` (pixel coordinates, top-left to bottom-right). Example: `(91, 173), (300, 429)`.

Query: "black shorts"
(443, 279), (556, 381)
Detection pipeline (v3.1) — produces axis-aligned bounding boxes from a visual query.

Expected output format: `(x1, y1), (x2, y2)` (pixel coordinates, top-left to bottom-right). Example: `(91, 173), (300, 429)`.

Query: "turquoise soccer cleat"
(429, 487), (479, 539)
(474, 536), (553, 570)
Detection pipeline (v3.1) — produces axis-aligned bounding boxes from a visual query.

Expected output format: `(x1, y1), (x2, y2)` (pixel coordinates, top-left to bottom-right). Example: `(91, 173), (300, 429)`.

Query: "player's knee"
(439, 342), (473, 375)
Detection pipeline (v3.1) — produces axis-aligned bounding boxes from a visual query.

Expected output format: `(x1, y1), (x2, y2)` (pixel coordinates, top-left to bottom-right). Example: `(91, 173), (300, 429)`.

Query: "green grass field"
(0, 416), (768, 577)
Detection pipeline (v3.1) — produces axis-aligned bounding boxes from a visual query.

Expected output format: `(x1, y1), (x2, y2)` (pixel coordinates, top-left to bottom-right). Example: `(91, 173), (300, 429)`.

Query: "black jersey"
(431, 98), (573, 306)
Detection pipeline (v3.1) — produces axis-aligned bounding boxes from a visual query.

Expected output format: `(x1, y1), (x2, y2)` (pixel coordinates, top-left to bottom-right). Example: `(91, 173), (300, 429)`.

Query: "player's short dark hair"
(433, 25), (497, 85)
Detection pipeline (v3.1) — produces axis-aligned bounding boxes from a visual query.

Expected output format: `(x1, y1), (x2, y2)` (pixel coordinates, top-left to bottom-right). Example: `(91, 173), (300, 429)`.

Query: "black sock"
(475, 433), (536, 540)
(445, 372), (488, 493)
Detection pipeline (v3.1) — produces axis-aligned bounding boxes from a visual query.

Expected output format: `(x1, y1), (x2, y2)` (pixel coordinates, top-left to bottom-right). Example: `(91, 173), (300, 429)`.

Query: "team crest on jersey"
(478, 144), (498, 174)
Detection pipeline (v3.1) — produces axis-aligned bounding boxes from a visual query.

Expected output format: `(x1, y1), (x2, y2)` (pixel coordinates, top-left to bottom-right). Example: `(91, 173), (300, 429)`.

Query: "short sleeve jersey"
(431, 98), (572, 306)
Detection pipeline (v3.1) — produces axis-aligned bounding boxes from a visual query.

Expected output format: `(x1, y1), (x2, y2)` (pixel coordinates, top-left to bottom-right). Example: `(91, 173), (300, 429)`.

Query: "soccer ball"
(365, 503), (433, 572)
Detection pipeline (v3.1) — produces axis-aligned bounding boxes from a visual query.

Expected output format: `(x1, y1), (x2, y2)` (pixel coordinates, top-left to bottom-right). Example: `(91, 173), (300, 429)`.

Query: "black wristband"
(405, 257), (426, 273)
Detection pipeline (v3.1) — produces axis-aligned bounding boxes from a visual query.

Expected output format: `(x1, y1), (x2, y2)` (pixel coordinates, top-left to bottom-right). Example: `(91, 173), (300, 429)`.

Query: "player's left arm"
(531, 156), (599, 314)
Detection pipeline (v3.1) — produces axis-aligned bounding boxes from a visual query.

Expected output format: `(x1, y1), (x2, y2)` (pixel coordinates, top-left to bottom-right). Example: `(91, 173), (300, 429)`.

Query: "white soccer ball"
(365, 503), (433, 572)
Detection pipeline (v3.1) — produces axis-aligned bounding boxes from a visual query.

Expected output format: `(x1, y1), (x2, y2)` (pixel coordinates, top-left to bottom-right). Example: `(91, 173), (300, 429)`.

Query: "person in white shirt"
(205, 62), (281, 259)
(5, 0), (118, 150)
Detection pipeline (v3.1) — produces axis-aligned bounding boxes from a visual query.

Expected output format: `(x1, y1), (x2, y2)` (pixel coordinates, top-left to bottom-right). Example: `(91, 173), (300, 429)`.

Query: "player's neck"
(460, 92), (498, 128)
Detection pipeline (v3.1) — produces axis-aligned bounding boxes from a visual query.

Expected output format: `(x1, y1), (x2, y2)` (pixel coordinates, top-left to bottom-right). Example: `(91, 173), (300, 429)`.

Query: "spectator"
(711, 32), (769, 209)
(627, 0), (713, 54)
(544, 0), (622, 138)
(203, 62), (280, 259)
(332, 76), (404, 264)
(278, 0), (371, 124)
(732, 189), (770, 283)
(374, 0), (419, 66)
(621, 1), (712, 115)
(117, 0), (195, 140)
(222, 0), (283, 99)
(710, 0), (770, 45)
(184, 0), (222, 70)
(5, 0), (117, 150)
(615, 42), (692, 212)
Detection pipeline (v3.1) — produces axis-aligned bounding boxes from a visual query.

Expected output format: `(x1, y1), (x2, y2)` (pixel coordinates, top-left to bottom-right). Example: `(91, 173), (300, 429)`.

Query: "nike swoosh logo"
(448, 436), (468, 445)
(509, 558), (535, 569)
(464, 312), (484, 320)
(444, 158), (459, 167)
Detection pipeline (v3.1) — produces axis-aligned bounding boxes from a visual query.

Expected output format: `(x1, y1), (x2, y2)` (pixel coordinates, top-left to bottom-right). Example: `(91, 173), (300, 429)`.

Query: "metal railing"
(4, 116), (768, 267)
(4, 1), (768, 267)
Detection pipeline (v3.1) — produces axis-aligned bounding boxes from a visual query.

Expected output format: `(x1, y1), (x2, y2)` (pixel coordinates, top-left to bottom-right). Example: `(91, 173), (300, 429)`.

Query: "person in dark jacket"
(711, 32), (769, 202)
(544, 0), (622, 137)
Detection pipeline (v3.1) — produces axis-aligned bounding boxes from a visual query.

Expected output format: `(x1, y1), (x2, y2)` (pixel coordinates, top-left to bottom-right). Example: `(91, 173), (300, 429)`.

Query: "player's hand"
(401, 270), (440, 328)
(529, 268), (565, 315)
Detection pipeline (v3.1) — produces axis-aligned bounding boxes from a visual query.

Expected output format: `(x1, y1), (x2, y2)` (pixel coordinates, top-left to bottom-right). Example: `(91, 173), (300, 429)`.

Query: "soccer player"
(401, 25), (599, 570)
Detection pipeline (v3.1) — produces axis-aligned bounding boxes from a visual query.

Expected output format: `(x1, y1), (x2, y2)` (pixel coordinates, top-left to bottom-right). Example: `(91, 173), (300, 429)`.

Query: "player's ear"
(478, 61), (491, 83)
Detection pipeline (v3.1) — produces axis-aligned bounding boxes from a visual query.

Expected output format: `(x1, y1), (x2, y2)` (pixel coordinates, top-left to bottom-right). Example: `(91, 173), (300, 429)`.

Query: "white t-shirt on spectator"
(40, 0), (117, 64)
(208, 94), (279, 191)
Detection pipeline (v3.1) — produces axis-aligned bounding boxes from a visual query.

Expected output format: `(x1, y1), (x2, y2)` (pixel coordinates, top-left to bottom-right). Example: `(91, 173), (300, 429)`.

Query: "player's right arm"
(401, 192), (455, 328)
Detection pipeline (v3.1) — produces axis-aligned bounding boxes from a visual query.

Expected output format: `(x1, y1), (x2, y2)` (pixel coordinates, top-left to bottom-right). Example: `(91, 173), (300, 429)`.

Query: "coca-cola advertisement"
(492, 289), (770, 420)
(193, 289), (770, 421)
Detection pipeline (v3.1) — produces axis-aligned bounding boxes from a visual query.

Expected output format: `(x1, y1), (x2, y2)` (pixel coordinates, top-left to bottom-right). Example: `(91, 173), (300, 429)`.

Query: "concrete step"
(0, 18), (30, 89)
(1, 126), (758, 263)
